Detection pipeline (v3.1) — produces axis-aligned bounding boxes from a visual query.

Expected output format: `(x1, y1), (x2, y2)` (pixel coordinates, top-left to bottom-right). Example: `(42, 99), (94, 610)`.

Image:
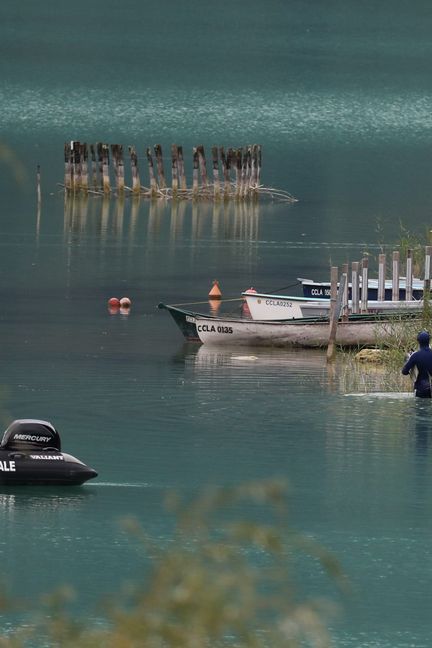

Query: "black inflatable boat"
(0, 419), (98, 485)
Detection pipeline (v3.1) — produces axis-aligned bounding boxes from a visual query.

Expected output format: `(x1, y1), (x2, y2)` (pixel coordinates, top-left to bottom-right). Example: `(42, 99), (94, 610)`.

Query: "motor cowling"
(1, 419), (62, 451)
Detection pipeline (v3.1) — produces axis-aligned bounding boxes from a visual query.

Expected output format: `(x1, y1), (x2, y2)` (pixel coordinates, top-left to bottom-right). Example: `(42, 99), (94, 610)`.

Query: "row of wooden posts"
(328, 248), (431, 317)
(327, 245), (432, 361)
(326, 247), (432, 360)
(62, 141), (292, 201)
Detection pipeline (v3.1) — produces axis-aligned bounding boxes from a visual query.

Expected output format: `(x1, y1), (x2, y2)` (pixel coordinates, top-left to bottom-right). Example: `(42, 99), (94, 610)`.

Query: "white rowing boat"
(193, 311), (417, 348)
(242, 290), (424, 320)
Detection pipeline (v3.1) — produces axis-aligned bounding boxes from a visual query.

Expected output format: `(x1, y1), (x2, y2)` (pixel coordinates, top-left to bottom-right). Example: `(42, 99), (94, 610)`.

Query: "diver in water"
(402, 330), (432, 398)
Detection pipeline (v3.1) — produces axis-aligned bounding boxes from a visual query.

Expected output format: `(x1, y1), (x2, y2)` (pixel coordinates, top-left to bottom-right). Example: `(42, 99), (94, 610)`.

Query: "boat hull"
(194, 313), (415, 348)
(0, 451), (98, 486)
(158, 303), (205, 341)
(242, 291), (423, 320)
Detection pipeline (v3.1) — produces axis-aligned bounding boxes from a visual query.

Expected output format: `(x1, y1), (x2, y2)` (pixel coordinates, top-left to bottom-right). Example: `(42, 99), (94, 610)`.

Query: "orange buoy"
(108, 297), (120, 308)
(119, 297), (131, 308)
(208, 280), (222, 300)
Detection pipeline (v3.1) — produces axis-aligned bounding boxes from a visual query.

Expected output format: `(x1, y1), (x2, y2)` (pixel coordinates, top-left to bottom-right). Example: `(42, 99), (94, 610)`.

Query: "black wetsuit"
(402, 347), (432, 398)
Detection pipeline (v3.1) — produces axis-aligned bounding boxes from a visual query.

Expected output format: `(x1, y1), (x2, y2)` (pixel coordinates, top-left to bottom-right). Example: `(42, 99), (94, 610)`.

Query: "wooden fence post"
(424, 246), (432, 300)
(378, 253), (386, 301)
(328, 266), (338, 323)
(102, 144), (110, 194)
(129, 146), (141, 195)
(146, 148), (158, 196)
(235, 149), (242, 198)
(64, 143), (72, 192)
(192, 147), (199, 197)
(177, 145), (187, 191)
(392, 251), (400, 301)
(90, 144), (98, 190)
(80, 142), (88, 193)
(405, 249), (413, 302)
(154, 144), (167, 190)
(197, 145), (208, 192)
(171, 144), (179, 195)
(211, 146), (221, 200)
(341, 262), (349, 318)
(351, 262), (360, 314)
(327, 268), (347, 362)
(361, 257), (369, 312)
(73, 141), (81, 192)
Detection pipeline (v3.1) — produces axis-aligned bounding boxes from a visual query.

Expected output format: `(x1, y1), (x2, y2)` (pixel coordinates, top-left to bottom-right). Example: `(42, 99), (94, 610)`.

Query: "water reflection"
(62, 195), (260, 245)
(0, 486), (94, 513)
(413, 400), (432, 457)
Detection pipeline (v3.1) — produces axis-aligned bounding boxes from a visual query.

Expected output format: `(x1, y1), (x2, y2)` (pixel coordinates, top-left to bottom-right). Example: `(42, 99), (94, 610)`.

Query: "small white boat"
(242, 290), (424, 320)
(193, 311), (417, 348)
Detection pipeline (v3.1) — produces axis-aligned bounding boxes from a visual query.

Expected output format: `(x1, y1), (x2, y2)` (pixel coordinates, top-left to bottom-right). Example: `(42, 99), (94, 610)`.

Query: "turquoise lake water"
(2, 1), (432, 645)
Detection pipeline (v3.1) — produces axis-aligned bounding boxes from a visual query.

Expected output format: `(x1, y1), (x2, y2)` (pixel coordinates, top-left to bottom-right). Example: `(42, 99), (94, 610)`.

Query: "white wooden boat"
(192, 311), (419, 348)
(242, 290), (424, 320)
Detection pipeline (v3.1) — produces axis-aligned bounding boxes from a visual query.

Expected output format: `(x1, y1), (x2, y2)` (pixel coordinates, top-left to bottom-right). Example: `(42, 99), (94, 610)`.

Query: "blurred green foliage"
(0, 480), (346, 647)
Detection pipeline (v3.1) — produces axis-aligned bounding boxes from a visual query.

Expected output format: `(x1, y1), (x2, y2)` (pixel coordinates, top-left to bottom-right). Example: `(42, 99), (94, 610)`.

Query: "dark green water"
(2, 1), (432, 645)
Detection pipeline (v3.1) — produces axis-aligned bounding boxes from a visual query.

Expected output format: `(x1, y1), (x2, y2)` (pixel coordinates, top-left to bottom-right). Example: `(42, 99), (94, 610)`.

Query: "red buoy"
(108, 297), (120, 308)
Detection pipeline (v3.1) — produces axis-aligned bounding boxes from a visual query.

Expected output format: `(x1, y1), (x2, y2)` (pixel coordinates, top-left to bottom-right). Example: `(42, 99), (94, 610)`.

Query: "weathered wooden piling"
(129, 146), (141, 195)
(241, 148), (248, 198)
(146, 148), (158, 196)
(424, 246), (432, 294)
(392, 251), (400, 301)
(154, 144), (167, 190)
(377, 253), (386, 301)
(351, 261), (360, 314)
(64, 143), (72, 192)
(405, 249), (413, 302)
(80, 143), (88, 192)
(192, 147), (199, 197)
(73, 141), (82, 192)
(327, 267), (347, 362)
(341, 262), (349, 319)
(361, 257), (369, 313)
(61, 141), (297, 203)
(177, 145), (187, 191)
(118, 145), (125, 194)
(97, 143), (103, 190)
(111, 145), (125, 194)
(197, 145), (208, 191)
(211, 146), (221, 200)
(250, 144), (258, 189)
(102, 144), (110, 194)
(171, 144), (179, 194)
(235, 149), (242, 198)
(110, 145), (118, 189)
(90, 144), (98, 191)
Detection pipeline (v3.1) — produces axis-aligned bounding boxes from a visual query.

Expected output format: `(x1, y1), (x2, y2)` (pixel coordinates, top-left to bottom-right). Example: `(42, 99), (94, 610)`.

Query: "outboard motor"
(1, 419), (62, 451)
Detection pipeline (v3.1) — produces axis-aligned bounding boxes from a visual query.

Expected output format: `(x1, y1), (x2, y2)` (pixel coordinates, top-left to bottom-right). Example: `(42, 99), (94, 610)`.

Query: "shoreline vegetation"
(338, 227), (432, 393)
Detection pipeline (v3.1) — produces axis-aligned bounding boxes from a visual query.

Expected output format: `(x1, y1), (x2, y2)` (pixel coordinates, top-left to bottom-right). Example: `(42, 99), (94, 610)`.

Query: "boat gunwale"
(159, 303), (421, 326)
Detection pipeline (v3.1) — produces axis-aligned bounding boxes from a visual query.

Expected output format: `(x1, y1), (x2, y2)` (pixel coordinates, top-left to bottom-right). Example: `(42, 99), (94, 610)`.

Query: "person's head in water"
(417, 330), (430, 348)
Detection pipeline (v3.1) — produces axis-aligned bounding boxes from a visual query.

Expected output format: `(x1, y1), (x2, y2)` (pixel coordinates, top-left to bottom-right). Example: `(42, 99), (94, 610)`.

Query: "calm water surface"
(2, 1), (432, 646)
